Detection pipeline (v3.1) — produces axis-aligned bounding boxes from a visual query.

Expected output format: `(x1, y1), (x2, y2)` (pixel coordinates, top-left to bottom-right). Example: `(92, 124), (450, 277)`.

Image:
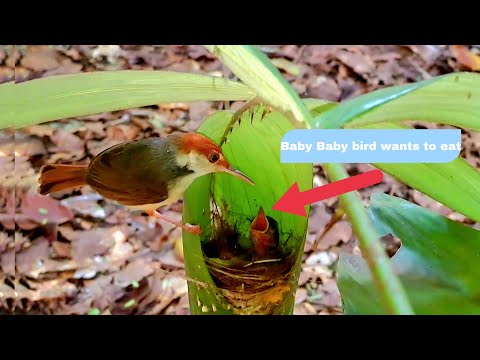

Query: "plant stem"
(323, 163), (414, 314)
(204, 44), (414, 315)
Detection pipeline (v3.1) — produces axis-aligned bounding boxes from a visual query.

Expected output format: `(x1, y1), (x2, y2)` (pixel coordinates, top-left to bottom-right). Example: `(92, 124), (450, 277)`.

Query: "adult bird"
(38, 132), (254, 234)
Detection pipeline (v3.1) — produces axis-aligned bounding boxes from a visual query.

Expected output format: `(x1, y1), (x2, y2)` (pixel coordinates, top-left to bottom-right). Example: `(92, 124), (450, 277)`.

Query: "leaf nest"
(201, 208), (299, 315)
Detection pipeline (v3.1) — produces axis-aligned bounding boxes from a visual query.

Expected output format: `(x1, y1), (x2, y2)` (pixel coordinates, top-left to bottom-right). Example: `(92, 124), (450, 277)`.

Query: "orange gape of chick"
(38, 132), (254, 234)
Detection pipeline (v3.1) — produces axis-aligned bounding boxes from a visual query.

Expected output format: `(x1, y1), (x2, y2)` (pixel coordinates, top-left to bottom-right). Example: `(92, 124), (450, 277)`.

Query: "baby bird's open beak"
(222, 166), (255, 185)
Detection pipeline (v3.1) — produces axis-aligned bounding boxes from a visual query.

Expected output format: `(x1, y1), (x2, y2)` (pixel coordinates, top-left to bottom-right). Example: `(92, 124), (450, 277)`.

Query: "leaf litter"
(4, 44), (478, 315)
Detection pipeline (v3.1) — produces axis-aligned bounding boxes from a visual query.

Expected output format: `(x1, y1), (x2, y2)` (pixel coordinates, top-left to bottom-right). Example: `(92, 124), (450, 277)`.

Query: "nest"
(204, 257), (295, 314)
(201, 205), (299, 315)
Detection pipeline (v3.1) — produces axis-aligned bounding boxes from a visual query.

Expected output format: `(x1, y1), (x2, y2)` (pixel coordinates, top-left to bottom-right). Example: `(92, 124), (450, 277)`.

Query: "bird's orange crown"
(174, 132), (229, 168)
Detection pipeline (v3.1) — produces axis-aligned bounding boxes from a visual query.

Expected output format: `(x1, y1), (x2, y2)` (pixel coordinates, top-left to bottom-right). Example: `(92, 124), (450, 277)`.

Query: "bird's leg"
(146, 210), (202, 235)
(219, 97), (272, 147)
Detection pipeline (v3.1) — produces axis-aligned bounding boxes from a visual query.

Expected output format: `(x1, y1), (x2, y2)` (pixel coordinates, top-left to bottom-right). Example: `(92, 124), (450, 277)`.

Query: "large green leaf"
(182, 107), (313, 314)
(307, 88), (480, 223)
(313, 72), (480, 131)
(204, 45), (312, 125)
(338, 193), (480, 315)
(311, 76), (440, 129)
(182, 175), (233, 315)
(353, 122), (480, 223)
(3, 70), (256, 129)
(345, 72), (480, 131)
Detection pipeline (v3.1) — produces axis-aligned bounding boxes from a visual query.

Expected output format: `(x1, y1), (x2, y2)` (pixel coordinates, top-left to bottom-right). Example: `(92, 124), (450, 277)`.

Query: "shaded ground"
(1, 45), (479, 315)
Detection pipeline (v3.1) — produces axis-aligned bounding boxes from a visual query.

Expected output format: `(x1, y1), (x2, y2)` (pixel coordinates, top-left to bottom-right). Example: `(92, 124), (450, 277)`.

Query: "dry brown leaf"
(57, 224), (77, 241)
(293, 303), (312, 315)
(51, 241), (71, 258)
(0, 188), (15, 230)
(14, 232), (29, 252)
(14, 155), (34, 180)
(306, 76), (341, 101)
(141, 273), (188, 315)
(0, 232), (11, 253)
(406, 45), (442, 66)
(307, 203), (333, 234)
(21, 193), (74, 225)
(49, 130), (85, 160)
(15, 66), (35, 83)
(14, 136), (47, 157)
(106, 124), (140, 141)
(18, 278), (77, 302)
(295, 288), (308, 305)
(60, 193), (106, 219)
(165, 59), (202, 73)
(83, 275), (124, 311)
(22, 124), (55, 138)
(450, 45), (480, 71)
(86, 138), (124, 157)
(314, 220), (353, 251)
(16, 237), (50, 274)
(164, 292), (190, 315)
(1, 248), (15, 275)
(71, 227), (120, 262)
(113, 258), (154, 288)
(188, 102), (213, 123)
(469, 131), (480, 147)
(6, 47), (19, 68)
(336, 49), (376, 75)
(0, 281), (16, 300)
(9, 44), (478, 316)
(150, 248), (185, 268)
(411, 190), (451, 216)
(78, 112), (117, 122)
(112, 278), (151, 315)
(21, 46), (60, 71)
(0, 66), (14, 83)
(83, 122), (106, 137)
(43, 58), (83, 77)
(375, 61), (401, 86)
(303, 45), (337, 66)
(371, 51), (403, 62)
(187, 45), (214, 60)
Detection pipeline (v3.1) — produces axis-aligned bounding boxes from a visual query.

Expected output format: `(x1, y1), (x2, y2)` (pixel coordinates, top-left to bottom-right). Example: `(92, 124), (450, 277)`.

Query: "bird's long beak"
(222, 166), (255, 185)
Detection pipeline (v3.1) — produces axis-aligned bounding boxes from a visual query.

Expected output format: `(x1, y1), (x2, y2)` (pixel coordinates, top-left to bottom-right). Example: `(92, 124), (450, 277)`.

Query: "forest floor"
(1, 45), (479, 315)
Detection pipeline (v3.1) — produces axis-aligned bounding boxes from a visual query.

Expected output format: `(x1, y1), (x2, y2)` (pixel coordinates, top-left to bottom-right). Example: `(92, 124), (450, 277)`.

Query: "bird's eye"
(208, 152), (220, 163)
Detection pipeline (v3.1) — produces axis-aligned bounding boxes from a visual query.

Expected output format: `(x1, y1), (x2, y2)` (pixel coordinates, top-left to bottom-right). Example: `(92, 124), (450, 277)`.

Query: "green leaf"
(182, 176), (231, 315)
(355, 122), (480, 223)
(338, 194), (480, 315)
(183, 107), (313, 314)
(302, 98), (337, 116)
(87, 308), (101, 315)
(312, 72), (480, 131)
(3, 70), (256, 129)
(312, 75), (440, 129)
(345, 72), (480, 131)
(204, 45), (312, 125)
(208, 109), (312, 251)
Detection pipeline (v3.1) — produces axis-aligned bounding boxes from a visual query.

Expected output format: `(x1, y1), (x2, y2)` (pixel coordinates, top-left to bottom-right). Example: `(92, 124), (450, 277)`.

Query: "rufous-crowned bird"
(38, 132), (254, 234)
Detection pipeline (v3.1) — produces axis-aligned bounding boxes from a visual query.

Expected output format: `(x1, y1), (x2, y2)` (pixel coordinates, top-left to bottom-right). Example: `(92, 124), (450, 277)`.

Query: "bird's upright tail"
(38, 164), (88, 195)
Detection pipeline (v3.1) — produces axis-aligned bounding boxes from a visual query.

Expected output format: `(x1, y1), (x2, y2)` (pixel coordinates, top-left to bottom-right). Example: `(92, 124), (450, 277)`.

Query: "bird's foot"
(147, 210), (202, 235)
(184, 223), (202, 235)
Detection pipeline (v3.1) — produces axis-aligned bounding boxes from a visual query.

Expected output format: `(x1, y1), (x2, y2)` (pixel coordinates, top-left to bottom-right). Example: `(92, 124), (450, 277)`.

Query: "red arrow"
(272, 169), (384, 217)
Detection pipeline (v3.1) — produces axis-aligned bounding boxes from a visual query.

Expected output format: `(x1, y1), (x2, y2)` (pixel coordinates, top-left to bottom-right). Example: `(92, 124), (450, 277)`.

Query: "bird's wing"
(86, 138), (184, 206)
